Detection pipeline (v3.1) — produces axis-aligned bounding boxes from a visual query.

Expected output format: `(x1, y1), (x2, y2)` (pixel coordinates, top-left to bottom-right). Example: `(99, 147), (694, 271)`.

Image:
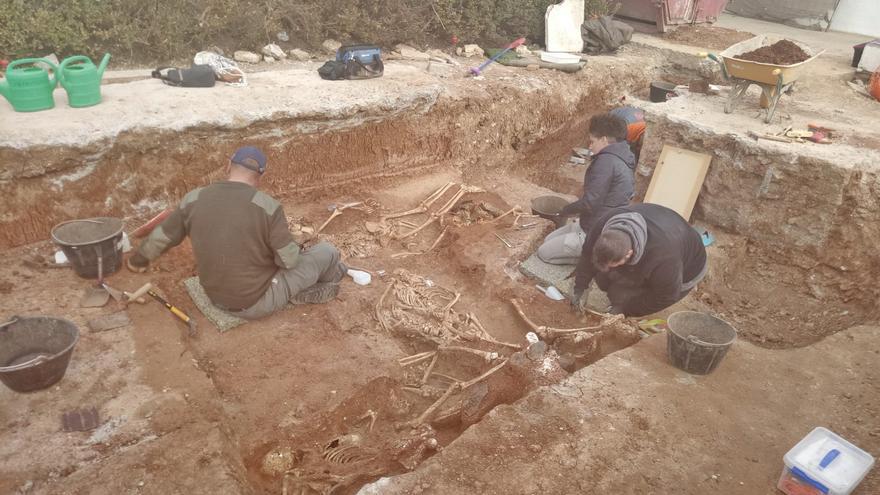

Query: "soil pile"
(662, 25), (753, 51)
(737, 40), (809, 65)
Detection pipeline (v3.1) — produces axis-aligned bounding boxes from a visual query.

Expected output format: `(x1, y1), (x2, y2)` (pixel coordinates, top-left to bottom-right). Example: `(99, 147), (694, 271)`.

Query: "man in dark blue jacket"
(570, 203), (707, 317)
(537, 113), (636, 265)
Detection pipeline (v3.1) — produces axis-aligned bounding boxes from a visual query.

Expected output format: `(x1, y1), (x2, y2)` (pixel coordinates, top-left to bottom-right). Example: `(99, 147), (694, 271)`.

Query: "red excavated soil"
(737, 40), (810, 65)
(661, 25), (754, 51)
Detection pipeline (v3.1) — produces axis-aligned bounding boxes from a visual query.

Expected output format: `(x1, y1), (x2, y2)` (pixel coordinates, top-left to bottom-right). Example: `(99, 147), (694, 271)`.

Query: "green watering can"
(59, 53), (110, 108)
(0, 58), (59, 112)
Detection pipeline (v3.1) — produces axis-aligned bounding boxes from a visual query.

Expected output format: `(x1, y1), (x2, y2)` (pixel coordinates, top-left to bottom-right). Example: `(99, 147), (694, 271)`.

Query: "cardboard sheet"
(643, 145), (711, 221)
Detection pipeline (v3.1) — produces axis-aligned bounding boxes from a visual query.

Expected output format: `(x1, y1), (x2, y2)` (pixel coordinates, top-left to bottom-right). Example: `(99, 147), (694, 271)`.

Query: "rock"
(276, 31), (289, 42)
(509, 351), (529, 368)
(558, 353), (577, 372)
(262, 43), (286, 59)
(87, 416), (127, 445)
(233, 50), (261, 64)
(515, 45), (532, 56)
(689, 79), (710, 94)
(573, 147), (591, 158)
(357, 477), (393, 494)
(395, 44), (430, 61)
(527, 341), (548, 361)
(529, 444), (542, 453)
(264, 56), (276, 63)
(427, 49), (449, 60)
(289, 48), (311, 61)
(460, 44), (484, 58)
(322, 39), (342, 54)
(18, 480), (33, 494)
(427, 49), (459, 66)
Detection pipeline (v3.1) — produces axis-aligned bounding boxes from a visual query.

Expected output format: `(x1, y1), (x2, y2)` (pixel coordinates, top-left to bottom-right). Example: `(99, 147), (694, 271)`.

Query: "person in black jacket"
(570, 203), (707, 317)
(537, 113), (636, 265)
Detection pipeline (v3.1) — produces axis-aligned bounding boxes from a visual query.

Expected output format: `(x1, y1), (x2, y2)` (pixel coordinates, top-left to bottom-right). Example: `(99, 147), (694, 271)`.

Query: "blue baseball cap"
(230, 146), (267, 174)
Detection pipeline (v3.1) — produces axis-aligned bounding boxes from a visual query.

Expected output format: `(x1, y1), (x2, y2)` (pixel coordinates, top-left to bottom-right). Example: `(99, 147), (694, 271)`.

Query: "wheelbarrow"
(704, 36), (823, 123)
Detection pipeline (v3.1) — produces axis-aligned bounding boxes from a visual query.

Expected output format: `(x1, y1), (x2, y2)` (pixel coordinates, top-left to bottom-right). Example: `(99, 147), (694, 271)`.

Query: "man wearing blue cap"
(128, 146), (345, 319)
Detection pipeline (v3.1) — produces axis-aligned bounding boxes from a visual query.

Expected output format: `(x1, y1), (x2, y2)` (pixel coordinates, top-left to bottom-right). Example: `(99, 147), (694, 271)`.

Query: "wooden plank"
(643, 145), (711, 221)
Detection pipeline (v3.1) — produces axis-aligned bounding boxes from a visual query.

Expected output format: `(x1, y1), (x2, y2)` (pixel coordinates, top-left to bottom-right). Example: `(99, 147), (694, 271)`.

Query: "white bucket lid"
(784, 427), (875, 493)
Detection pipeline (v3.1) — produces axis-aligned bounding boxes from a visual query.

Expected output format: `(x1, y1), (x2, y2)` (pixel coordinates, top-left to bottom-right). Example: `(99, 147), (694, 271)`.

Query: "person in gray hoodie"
(537, 113), (636, 265)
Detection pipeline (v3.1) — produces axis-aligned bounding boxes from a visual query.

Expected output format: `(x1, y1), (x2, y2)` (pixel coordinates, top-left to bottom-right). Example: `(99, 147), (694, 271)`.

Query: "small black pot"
(650, 81), (677, 103)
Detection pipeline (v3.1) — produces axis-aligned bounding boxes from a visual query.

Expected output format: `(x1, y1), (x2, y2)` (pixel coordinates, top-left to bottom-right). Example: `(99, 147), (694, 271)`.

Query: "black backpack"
(152, 64), (216, 87)
(318, 44), (383, 81)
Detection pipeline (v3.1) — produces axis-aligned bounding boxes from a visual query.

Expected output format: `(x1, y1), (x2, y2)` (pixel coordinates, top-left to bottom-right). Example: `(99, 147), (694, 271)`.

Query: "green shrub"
(0, 0), (564, 64)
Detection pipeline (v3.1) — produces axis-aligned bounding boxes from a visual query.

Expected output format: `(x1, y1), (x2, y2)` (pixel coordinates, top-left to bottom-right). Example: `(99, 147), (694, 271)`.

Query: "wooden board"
(643, 145), (711, 221)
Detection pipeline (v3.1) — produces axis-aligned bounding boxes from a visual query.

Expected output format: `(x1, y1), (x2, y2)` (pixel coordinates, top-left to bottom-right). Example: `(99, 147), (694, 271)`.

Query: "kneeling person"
(128, 146), (345, 320)
(571, 203), (707, 317)
(537, 112), (636, 265)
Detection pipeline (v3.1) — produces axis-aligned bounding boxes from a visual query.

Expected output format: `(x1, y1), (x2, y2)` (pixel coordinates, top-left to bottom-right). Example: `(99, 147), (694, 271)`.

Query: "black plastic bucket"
(530, 195), (571, 228)
(650, 81), (677, 102)
(0, 316), (79, 392)
(51, 217), (124, 279)
(666, 311), (736, 375)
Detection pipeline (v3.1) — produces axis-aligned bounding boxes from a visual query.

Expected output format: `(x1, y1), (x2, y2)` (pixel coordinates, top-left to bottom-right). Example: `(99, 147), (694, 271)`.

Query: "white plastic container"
(778, 427), (875, 495)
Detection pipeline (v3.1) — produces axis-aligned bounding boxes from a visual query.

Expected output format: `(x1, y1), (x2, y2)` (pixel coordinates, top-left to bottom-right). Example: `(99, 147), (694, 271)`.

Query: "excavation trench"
(147, 107), (875, 494)
(2, 56), (878, 494)
(187, 183), (643, 495)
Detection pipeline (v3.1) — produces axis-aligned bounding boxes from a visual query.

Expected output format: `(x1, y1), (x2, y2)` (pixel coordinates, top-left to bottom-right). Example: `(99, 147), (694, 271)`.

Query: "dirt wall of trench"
(638, 115), (880, 321)
(0, 72), (639, 251)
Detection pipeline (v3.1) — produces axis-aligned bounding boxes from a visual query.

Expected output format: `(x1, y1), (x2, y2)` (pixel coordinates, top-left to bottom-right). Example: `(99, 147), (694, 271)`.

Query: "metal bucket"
(530, 195), (571, 228)
(51, 217), (124, 279)
(0, 316), (79, 392)
(666, 311), (736, 375)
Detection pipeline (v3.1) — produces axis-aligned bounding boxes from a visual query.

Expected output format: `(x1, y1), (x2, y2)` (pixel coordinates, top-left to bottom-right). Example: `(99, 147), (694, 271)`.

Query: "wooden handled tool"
(123, 283), (153, 304)
(747, 130), (793, 143)
(147, 289), (196, 336)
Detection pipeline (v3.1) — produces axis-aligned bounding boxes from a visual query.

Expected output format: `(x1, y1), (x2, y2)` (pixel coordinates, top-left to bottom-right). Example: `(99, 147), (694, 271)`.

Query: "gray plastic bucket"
(51, 217), (124, 279)
(0, 316), (80, 392)
(666, 311), (736, 375)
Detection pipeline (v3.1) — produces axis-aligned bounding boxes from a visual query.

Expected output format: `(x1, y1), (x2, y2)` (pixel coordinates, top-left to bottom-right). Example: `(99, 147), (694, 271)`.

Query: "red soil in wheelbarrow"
(738, 40), (810, 65)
